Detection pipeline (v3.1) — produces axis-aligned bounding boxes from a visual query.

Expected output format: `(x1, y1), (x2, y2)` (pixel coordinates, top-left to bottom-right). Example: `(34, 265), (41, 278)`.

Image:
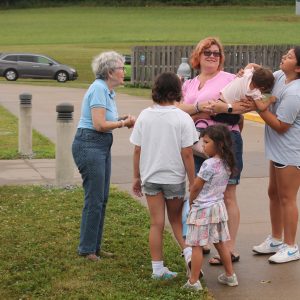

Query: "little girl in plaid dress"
(183, 124), (239, 291)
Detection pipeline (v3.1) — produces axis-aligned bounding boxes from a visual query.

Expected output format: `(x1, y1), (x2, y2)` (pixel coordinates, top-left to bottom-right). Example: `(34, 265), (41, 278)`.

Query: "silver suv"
(0, 53), (78, 83)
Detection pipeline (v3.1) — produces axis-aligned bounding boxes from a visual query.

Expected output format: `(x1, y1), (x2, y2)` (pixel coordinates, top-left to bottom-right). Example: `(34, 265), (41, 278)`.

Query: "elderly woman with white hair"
(72, 51), (135, 261)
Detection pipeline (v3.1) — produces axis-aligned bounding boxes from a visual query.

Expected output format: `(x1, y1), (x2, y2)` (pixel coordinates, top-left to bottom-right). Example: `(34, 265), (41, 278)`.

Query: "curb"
(244, 112), (264, 124)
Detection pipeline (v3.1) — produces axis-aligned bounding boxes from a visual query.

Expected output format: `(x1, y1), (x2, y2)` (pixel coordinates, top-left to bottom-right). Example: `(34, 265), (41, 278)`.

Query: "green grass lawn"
(0, 5), (299, 85)
(0, 185), (211, 299)
(0, 6), (298, 297)
(0, 105), (55, 159)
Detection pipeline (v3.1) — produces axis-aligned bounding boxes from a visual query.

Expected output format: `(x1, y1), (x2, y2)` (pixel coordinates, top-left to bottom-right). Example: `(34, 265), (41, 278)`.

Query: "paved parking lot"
(1, 83), (300, 300)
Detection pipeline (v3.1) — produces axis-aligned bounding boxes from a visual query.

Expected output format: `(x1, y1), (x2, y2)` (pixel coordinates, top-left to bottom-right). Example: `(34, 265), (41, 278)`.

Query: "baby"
(212, 64), (275, 125)
(220, 63), (275, 111)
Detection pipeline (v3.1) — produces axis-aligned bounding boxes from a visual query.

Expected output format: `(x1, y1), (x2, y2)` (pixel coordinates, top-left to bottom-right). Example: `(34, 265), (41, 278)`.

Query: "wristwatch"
(227, 103), (233, 113)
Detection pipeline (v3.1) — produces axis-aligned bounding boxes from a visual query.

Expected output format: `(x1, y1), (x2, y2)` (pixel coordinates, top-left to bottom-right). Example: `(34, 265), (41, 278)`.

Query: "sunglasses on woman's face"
(203, 50), (221, 58)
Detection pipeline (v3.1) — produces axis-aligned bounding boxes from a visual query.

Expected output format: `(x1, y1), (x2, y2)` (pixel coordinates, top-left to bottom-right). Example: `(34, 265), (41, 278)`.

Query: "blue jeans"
(72, 128), (113, 254)
(194, 130), (243, 185)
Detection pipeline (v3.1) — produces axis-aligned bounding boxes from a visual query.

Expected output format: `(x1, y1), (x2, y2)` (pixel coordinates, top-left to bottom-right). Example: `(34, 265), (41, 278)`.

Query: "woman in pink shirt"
(179, 37), (251, 265)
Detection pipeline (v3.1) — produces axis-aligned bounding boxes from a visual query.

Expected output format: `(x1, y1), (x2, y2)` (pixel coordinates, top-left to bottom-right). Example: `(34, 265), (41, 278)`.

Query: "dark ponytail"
(294, 46), (300, 78)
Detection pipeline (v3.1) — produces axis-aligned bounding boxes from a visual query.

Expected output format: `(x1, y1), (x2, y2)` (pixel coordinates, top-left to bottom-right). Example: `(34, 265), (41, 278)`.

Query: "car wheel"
(4, 69), (18, 81)
(56, 71), (68, 82)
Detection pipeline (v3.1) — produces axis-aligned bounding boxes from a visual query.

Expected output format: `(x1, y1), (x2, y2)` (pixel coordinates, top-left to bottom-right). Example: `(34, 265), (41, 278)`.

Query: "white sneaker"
(252, 235), (283, 254)
(218, 273), (239, 287)
(184, 250), (192, 277)
(151, 267), (177, 280)
(182, 279), (203, 291)
(269, 244), (300, 264)
(183, 251), (204, 279)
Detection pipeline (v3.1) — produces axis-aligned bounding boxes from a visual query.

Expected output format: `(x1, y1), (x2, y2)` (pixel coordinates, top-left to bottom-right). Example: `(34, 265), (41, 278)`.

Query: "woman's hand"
(204, 98), (257, 114)
(204, 99), (227, 114)
(233, 98), (256, 113)
(132, 177), (143, 197)
(124, 115), (136, 128)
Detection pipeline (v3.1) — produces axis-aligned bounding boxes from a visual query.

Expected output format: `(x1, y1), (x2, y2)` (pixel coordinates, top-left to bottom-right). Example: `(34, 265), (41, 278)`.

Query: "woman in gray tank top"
(252, 47), (300, 264)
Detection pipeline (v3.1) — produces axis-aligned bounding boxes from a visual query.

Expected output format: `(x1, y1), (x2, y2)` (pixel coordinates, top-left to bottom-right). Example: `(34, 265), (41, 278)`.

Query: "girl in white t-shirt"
(130, 72), (198, 280)
(183, 124), (238, 291)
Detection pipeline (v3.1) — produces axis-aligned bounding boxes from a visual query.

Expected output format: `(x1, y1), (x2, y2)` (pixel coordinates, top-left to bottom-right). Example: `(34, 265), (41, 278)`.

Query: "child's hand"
(132, 177), (143, 197)
(236, 68), (244, 77)
(269, 96), (276, 103)
(244, 63), (261, 71)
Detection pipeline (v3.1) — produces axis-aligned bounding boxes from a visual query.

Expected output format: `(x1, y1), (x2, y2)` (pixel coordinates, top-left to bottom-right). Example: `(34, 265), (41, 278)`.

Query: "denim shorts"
(273, 161), (300, 169)
(194, 130), (243, 185)
(229, 130), (243, 185)
(142, 182), (186, 199)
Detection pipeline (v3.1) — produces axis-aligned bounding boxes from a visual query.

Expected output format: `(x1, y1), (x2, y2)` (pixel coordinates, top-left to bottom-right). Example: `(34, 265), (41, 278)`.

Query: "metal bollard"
(55, 103), (74, 187)
(19, 93), (33, 157)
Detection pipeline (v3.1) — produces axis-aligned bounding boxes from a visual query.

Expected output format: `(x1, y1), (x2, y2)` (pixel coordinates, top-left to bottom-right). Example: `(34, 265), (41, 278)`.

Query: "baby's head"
(252, 67), (274, 93)
(152, 72), (182, 104)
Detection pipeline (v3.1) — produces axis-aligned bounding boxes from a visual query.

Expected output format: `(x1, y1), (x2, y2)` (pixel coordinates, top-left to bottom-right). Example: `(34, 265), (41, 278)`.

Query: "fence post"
(297, 0), (300, 15)
(19, 93), (32, 157)
(55, 103), (74, 187)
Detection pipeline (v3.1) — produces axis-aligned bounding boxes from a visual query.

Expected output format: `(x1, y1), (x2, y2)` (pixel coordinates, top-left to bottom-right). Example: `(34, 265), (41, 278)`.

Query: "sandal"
(79, 252), (100, 262)
(96, 249), (114, 258)
(231, 253), (240, 263)
(209, 255), (222, 266)
(209, 253), (240, 266)
(203, 246), (211, 255)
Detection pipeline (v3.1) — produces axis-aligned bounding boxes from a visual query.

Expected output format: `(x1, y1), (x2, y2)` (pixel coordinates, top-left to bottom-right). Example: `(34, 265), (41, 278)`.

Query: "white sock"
(271, 236), (283, 243)
(183, 246), (192, 262)
(152, 261), (164, 275)
(287, 244), (298, 249)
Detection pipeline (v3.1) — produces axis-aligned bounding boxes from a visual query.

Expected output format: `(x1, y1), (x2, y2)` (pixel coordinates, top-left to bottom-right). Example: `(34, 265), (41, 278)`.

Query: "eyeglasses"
(114, 66), (126, 71)
(203, 50), (221, 58)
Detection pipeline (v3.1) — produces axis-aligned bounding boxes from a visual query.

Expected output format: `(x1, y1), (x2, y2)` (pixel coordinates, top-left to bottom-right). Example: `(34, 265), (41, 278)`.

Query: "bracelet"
(195, 102), (201, 113)
(120, 120), (125, 128)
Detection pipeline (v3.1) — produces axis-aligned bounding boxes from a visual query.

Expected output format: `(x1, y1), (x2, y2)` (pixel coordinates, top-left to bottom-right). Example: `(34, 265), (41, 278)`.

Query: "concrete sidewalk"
(1, 83), (300, 300)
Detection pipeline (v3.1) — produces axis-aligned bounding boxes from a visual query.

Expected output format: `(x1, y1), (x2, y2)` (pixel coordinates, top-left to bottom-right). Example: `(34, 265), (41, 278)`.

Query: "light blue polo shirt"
(78, 79), (118, 131)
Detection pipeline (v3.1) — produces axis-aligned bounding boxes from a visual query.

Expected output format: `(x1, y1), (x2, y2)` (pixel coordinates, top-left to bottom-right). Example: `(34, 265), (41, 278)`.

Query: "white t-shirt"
(130, 105), (198, 185)
(220, 68), (263, 103)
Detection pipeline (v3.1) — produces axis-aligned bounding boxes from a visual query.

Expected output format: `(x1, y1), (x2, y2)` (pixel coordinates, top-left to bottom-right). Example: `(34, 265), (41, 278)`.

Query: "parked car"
(123, 54), (131, 81)
(124, 54), (131, 65)
(0, 53), (78, 82)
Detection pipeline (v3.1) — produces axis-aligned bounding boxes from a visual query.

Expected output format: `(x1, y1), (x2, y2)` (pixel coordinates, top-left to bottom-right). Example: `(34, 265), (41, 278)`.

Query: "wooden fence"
(131, 44), (294, 87)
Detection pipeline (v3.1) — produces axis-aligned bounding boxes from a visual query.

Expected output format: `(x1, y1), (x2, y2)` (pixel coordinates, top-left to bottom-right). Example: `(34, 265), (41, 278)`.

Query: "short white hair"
(91, 51), (125, 80)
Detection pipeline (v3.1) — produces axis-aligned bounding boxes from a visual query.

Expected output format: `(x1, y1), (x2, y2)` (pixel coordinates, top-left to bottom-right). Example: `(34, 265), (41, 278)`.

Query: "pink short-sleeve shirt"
(182, 71), (239, 130)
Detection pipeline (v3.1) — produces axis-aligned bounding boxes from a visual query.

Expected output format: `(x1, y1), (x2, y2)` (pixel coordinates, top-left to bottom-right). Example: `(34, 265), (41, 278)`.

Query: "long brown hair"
(201, 124), (235, 174)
